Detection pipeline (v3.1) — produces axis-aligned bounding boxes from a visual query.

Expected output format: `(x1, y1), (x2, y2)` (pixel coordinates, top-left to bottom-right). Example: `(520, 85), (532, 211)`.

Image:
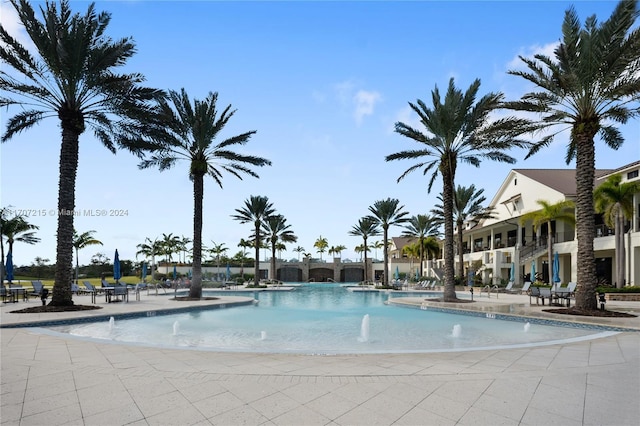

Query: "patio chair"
(528, 286), (541, 305)
(29, 281), (45, 300)
(1, 285), (14, 303)
(112, 285), (128, 303)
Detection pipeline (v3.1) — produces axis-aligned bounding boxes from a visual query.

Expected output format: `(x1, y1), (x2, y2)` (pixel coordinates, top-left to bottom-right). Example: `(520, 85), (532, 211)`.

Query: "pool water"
(52, 283), (613, 354)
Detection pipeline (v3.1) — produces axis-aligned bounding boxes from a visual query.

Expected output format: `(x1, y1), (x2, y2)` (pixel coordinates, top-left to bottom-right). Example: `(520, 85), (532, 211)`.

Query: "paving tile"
(394, 405), (456, 426)
(268, 404), (331, 426)
(19, 400), (83, 426)
(207, 404), (269, 425)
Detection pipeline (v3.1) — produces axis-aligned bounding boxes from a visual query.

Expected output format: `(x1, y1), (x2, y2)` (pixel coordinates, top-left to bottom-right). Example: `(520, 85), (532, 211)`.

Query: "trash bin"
(41, 289), (49, 306)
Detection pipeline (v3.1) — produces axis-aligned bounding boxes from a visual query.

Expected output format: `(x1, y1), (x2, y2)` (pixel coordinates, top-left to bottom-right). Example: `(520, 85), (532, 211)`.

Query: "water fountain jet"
(358, 314), (370, 342)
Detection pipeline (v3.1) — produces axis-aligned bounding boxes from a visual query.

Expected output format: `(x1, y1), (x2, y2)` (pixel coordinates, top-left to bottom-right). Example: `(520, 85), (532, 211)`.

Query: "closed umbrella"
(5, 251), (14, 284)
(173, 265), (177, 281)
(530, 261), (536, 282)
(142, 262), (147, 282)
(113, 249), (121, 284)
(415, 268), (419, 280)
(509, 262), (515, 282)
(394, 266), (399, 280)
(226, 263), (231, 281)
(553, 252), (561, 284)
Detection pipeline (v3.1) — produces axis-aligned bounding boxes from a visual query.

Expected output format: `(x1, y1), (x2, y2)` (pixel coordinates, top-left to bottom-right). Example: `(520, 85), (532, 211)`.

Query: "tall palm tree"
(209, 241), (228, 281)
(387, 78), (528, 301)
(401, 214), (441, 277)
(349, 217), (381, 282)
(72, 230), (103, 284)
(367, 198), (410, 286)
(0, 0), (162, 306)
(519, 200), (575, 285)
(0, 211), (40, 284)
(504, 0), (640, 308)
(138, 89), (271, 298)
(293, 246), (306, 261)
(432, 185), (495, 280)
(231, 195), (276, 286)
(314, 236), (329, 260)
(594, 174), (640, 288)
(262, 215), (297, 280)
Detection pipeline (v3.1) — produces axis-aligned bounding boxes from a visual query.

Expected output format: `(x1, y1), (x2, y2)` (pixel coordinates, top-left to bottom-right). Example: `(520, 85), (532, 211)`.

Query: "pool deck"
(1, 290), (639, 425)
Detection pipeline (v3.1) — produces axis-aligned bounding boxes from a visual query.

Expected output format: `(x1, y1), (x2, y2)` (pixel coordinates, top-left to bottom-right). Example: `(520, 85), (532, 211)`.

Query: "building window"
(627, 170), (639, 179)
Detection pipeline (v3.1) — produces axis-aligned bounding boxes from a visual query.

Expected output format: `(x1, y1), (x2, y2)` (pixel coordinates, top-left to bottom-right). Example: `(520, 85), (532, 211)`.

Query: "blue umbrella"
(226, 263), (231, 281)
(509, 262), (515, 282)
(394, 266), (400, 280)
(5, 251), (14, 283)
(531, 261), (536, 281)
(113, 249), (121, 283)
(415, 268), (420, 280)
(141, 262), (147, 282)
(553, 252), (561, 283)
(173, 265), (177, 280)
(188, 269), (192, 279)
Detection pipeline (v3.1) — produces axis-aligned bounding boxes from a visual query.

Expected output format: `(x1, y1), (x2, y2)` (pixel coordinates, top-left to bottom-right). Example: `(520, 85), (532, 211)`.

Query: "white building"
(424, 160), (640, 287)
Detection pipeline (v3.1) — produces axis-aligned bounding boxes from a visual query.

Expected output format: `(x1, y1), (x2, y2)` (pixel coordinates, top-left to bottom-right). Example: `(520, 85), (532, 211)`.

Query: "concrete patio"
(1, 291), (639, 425)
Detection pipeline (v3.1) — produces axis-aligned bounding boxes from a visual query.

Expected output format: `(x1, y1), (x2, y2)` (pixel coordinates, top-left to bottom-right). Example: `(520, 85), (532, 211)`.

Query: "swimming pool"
(51, 283), (615, 354)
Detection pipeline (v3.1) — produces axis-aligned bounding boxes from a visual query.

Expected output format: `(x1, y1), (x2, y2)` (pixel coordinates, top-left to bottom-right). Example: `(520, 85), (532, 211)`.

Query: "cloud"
(0, 3), (35, 50)
(506, 41), (559, 71)
(353, 90), (381, 125)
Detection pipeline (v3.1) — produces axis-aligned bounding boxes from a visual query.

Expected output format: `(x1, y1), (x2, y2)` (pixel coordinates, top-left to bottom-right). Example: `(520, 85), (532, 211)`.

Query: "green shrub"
(596, 286), (640, 293)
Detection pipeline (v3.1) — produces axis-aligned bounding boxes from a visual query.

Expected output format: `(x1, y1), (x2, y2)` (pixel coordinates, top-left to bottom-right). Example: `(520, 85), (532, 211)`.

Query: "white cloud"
(0, 2), (35, 51)
(507, 41), (559, 71)
(353, 90), (381, 125)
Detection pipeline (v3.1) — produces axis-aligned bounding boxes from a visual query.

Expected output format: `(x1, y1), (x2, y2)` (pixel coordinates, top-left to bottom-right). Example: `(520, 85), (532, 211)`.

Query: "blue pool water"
(52, 283), (614, 354)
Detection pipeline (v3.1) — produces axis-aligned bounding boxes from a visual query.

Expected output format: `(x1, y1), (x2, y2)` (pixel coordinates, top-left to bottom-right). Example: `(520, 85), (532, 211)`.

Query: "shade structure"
(141, 263), (147, 282)
(226, 263), (231, 281)
(553, 252), (561, 283)
(5, 251), (14, 282)
(394, 266), (399, 280)
(113, 249), (121, 283)
(509, 262), (515, 282)
(531, 261), (536, 281)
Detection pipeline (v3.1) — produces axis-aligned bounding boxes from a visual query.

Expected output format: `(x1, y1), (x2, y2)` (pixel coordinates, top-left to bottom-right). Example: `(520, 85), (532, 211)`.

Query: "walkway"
(1, 291), (639, 425)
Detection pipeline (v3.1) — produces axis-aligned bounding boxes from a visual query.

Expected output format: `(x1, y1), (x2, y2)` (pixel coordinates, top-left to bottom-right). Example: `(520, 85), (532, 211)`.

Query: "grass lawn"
(10, 276), (142, 290)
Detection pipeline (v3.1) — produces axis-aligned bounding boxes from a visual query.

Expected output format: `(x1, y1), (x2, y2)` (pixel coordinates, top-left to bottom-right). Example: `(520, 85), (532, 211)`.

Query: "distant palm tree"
(314, 236), (329, 260)
(136, 237), (161, 282)
(263, 215), (297, 280)
(0, 210), (40, 284)
(503, 0), (640, 308)
(209, 241), (228, 281)
(160, 233), (181, 263)
(293, 246), (306, 261)
(387, 78), (527, 301)
(367, 198), (410, 286)
(333, 244), (347, 259)
(594, 174), (640, 288)
(432, 185), (495, 280)
(236, 238), (253, 280)
(519, 200), (575, 285)
(349, 218), (381, 282)
(232, 196), (276, 286)
(72, 230), (103, 284)
(372, 240), (384, 260)
(138, 89), (271, 297)
(401, 214), (441, 277)
(354, 244), (368, 261)
(0, 0), (162, 305)
(178, 236), (192, 264)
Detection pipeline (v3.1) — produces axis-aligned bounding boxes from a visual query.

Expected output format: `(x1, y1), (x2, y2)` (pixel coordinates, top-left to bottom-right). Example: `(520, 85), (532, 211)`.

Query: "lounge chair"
(496, 281), (515, 293)
(519, 281), (531, 294)
(29, 281), (45, 299)
(82, 281), (97, 303)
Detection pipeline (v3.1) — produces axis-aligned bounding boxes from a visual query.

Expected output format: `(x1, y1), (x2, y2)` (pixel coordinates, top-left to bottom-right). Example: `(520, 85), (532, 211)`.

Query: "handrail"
(482, 285), (491, 298)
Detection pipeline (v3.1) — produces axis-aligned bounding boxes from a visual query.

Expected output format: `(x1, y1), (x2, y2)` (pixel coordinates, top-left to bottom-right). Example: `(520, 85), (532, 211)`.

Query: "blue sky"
(1, 1), (638, 267)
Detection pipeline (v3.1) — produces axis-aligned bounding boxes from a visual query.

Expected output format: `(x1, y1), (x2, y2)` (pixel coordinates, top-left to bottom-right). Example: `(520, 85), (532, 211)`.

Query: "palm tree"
(262, 215), (297, 280)
(138, 89), (271, 298)
(333, 244), (347, 259)
(231, 195), (276, 286)
(367, 198), (410, 286)
(136, 237), (161, 282)
(503, 0), (640, 308)
(159, 233), (180, 264)
(387, 78), (527, 301)
(401, 214), (441, 277)
(72, 230), (103, 284)
(519, 200), (575, 285)
(178, 236), (192, 264)
(402, 242), (420, 279)
(293, 246), (306, 261)
(0, 210), (40, 284)
(354, 244), (367, 261)
(349, 218), (381, 282)
(372, 240), (384, 260)
(209, 241), (228, 281)
(432, 185), (495, 280)
(314, 236), (329, 260)
(594, 174), (640, 288)
(0, 0), (162, 306)
(237, 238), (253, 279)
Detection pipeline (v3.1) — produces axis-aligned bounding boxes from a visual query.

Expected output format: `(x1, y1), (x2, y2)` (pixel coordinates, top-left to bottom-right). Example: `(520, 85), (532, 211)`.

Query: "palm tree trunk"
(383, 227), (389, 286)
(547, 220), (553, 286)
(189, 174), (203, 298)
(419, 237), (424, 277)
(50, 127), (80, 306)
(363, 237), (368, 282)
(457, 219), (464, 281)
(574, 132), (597, 310)
(271, 241), (277, 281)
(616, 212), (624, 288)
(441, 159), (457, 301)
(254, 222), (260, 286)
